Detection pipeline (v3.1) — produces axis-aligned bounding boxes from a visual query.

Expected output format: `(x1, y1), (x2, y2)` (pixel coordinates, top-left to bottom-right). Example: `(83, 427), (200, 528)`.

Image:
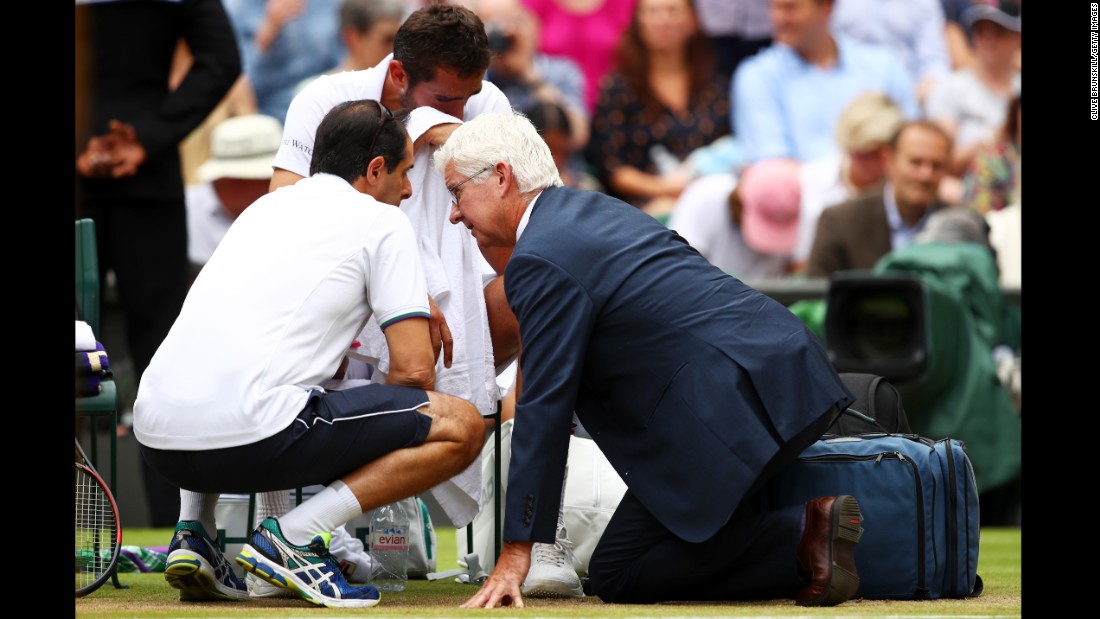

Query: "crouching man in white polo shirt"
(133, 99), (484, 609)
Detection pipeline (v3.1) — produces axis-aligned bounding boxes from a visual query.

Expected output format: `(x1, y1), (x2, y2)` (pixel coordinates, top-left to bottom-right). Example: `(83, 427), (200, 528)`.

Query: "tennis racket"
(75, 437), (122, 597)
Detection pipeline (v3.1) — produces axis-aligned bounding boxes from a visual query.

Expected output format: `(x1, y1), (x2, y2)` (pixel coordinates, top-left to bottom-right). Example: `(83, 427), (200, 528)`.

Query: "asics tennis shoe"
(236, 517), (381, 608)
(164, 520), (248, 601)
(245, 572), (298, 598)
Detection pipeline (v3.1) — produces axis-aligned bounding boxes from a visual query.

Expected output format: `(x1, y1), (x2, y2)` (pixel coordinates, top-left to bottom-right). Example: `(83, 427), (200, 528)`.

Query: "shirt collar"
(883, 182), (904, 229)
(832, 35), (852, 69)
(883, 181), (934, 233)
(779, 34), (847, 70)
(515, 190), (542, 241)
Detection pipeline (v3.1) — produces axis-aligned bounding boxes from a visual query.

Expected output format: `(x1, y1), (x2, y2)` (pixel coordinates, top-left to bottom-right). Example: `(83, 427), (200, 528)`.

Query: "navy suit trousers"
(587, 404), (840, 602)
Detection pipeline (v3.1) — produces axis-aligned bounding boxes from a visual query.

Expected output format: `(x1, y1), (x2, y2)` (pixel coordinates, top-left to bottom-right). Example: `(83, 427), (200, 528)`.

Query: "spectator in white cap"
(185, 114), (283, 275)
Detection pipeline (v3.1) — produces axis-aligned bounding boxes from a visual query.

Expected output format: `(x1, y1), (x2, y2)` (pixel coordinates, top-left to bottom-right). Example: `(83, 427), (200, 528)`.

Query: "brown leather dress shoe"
(795, 495), (864, 607)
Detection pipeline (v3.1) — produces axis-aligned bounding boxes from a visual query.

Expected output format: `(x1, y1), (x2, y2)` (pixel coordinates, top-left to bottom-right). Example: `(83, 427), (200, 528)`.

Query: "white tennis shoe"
(521, 527), (585, 598)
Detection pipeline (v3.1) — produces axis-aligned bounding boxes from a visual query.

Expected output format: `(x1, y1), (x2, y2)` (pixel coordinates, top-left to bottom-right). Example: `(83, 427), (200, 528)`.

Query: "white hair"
(432, 111), (563, 193)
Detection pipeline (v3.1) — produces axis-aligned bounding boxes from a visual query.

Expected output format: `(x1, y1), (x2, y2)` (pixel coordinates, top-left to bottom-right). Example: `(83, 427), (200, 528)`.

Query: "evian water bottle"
(369, 501), (410, 591)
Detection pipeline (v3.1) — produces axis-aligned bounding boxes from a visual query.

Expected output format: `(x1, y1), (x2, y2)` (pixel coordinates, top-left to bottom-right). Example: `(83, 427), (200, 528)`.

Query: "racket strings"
(75, 464), (118, 589)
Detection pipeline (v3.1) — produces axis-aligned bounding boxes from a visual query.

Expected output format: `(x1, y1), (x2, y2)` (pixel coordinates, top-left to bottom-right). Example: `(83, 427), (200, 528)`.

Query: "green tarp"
(875, 242), (1021, 494)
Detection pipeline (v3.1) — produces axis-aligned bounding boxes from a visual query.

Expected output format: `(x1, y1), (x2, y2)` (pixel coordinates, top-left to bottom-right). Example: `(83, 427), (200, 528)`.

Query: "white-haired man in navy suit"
(435, 110), (864, 609)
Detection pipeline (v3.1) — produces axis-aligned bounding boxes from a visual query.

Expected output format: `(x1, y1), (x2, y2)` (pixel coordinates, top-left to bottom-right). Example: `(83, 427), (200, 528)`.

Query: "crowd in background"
(77, 0), (1022, 527)
(176, 0), (1020, 285)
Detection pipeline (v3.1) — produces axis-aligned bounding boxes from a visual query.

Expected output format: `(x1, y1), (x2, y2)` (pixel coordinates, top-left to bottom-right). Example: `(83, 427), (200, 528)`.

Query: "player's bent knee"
(423, 392), (484, 460)
(453, 398), (484, 464)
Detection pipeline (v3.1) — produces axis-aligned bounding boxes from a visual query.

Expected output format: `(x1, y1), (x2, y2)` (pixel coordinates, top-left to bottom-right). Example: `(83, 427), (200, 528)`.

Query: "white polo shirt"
(134, 174), (430, 450)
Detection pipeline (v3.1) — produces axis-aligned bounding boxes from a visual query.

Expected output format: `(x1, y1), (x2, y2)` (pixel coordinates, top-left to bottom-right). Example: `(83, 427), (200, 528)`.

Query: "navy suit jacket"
(502, 186), (853, 544)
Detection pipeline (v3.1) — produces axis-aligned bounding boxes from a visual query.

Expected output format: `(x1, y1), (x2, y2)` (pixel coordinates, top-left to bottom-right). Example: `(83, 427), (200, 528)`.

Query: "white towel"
(76, 320), (97, 352)
(355, 107), (499, 528)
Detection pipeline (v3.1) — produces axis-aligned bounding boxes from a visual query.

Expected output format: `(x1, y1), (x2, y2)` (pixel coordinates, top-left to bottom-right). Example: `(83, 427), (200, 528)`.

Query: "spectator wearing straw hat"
(792, 91), (905, 274)
(185, 114), (283, 275)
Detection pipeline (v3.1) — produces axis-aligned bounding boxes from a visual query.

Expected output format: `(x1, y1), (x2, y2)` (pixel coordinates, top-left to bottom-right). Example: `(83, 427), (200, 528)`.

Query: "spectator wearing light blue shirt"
(731, 0), (918, 167)
(829, 0), (951, 104)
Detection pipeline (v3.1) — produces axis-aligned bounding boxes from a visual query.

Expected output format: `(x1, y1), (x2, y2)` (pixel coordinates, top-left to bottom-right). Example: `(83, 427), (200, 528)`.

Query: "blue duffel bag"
(764, 430), (983, 600)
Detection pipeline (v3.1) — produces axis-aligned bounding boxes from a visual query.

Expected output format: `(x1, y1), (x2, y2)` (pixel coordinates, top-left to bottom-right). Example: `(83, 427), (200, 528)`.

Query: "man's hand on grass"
(460, 540), (533, 608)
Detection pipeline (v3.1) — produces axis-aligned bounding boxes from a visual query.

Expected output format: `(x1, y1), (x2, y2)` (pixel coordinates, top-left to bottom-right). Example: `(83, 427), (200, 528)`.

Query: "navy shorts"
(139, 383), (432, 494)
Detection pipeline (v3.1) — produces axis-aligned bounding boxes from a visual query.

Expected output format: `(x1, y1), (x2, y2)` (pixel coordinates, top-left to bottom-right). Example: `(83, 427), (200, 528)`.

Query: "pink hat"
(739, 159), (801, 256)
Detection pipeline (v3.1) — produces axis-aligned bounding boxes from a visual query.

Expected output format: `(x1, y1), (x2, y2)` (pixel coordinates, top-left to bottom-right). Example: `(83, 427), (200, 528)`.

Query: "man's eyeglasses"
(366, 100), (395, 157)
(447, 165), (493, 204)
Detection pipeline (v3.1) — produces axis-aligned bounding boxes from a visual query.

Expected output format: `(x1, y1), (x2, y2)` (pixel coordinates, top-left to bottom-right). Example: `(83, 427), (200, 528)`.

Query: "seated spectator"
(294, 0), (408, 96)
(587, 0), (731, 215)
(961, 93), (1020, 215)
(805, 120), (952, 278)
(794, 91), (905, 274)
(667, 159), (799, 279)
(732, 0), (918, 166)
(924, 0), (1020, 182)
(338, 0), (408, 74)
(940, 0), (976, 70)
(470, 0), (590, 163)
(939, 0), (1020, 73)
(336, 0), (407, 71)
(524, 98), (603, 192)
(829, 0), (951, 104)
(522, 0), (637, 115)
(185, 114), (283, 277)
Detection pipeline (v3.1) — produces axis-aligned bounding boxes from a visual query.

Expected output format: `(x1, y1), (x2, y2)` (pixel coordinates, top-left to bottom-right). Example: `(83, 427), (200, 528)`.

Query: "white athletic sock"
(179, 490), (219, 541)
(278, 480), (362, 547)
